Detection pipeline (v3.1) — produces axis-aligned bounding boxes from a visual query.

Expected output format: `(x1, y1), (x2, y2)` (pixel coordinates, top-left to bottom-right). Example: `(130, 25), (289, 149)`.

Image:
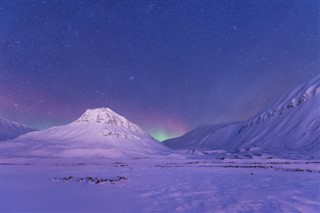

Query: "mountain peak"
(74, 107), (144, 133)
(239, 75), (320, 133)
(0, 118), (37, 141)
(2, 107), (168, 158)
(164, 75), (320, 159)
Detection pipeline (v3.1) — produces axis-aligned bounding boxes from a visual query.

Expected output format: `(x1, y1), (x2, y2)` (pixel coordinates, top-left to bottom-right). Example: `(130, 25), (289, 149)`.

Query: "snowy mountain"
(2, 108), (167, 158)
(164, 75), (320, 159)
(0, 118), (36, 141)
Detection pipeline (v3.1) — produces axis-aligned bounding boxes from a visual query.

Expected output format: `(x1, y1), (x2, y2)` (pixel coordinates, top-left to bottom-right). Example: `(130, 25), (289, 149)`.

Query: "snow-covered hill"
(2, 108), (168, 158)
(164, 75), (320, 159)
(0, 118), (36, 141)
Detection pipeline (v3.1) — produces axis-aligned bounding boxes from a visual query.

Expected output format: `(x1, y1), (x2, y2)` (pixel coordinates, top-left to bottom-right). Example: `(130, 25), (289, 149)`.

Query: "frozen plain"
(1, 155), (319, 213)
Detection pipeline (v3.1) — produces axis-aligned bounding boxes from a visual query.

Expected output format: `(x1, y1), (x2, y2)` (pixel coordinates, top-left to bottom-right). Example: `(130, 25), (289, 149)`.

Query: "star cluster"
(1, 1), (319, 141)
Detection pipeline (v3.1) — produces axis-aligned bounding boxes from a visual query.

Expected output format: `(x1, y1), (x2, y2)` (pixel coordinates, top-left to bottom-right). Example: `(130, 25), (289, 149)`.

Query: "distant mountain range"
(2, 76), (319, 159)
(2, 108), (168, 158)
(0, 118), (36, 141)
(164, 75), (320, 159)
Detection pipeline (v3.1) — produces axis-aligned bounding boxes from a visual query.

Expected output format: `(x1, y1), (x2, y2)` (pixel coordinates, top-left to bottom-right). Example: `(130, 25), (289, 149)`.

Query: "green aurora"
(150, 131), (177, 142)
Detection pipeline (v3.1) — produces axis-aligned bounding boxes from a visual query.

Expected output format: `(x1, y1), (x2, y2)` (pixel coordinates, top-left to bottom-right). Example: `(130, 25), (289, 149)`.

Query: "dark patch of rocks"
(51, 176), (128, 184)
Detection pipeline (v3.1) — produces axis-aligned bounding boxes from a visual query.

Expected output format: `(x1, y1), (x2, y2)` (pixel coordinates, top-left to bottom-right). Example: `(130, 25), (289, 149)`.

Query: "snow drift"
(164, 75), (320, 159)
(0, 118), (36, 141)
(2, 108), (167, 158)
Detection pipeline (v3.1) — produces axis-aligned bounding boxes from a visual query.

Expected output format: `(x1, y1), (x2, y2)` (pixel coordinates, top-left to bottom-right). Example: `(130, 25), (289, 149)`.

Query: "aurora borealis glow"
(150, 132), (175, 142)
(1, 1), (319, 141)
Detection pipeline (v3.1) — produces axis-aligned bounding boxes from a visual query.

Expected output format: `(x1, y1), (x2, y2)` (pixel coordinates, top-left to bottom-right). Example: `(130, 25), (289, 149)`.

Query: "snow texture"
(1, 157), (320, 213)
(164, 75), (320, 159)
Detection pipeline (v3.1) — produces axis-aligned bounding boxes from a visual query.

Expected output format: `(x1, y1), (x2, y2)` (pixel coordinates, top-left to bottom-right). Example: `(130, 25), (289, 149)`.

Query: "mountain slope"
(2, 108), (168, 158)
(164, 75), (320, 159)
(0, 118), (36, 141)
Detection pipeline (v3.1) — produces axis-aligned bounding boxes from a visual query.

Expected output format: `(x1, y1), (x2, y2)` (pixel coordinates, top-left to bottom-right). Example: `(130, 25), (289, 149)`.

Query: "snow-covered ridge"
(239, 75), (320, 133)
(2, 107), (168, 158)
(74, 108), (144, 134)
(164, 75), (320, 159)
(0, 118), (36, 141)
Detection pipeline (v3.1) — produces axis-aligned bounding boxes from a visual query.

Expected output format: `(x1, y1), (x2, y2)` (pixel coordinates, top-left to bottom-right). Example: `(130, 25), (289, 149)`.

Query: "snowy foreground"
(1, 156), (320, 213)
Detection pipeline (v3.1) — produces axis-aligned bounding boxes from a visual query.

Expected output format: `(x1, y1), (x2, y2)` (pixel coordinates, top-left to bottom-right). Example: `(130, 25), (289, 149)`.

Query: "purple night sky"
(1, 1), (319, 140)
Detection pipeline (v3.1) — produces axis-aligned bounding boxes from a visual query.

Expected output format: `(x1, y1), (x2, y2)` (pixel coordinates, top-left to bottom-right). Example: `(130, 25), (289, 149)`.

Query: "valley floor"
(1, 156), (320, 213)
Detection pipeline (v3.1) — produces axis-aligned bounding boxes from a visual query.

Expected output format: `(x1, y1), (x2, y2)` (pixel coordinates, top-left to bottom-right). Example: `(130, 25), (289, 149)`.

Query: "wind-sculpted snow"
(165, 75), (320, 159)
(0, 118), (36, 141)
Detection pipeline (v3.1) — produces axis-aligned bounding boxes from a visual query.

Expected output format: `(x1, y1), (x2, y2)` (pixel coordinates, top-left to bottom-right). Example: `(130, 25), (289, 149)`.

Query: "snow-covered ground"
(1, 156), (319, 213)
